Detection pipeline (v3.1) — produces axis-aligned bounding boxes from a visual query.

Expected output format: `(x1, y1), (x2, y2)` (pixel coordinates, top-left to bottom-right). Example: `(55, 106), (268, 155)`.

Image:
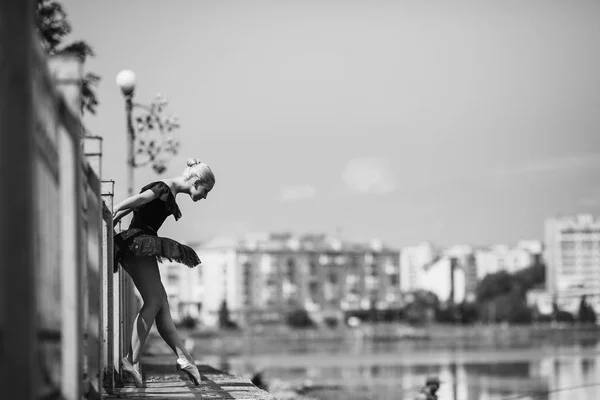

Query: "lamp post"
(116, 70), (136, 197)
(116, 69), (180, 197)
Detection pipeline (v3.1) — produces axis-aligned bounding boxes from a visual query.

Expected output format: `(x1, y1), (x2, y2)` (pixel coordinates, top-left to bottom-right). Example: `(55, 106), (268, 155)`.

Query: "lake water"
(196, 339), (600, 400)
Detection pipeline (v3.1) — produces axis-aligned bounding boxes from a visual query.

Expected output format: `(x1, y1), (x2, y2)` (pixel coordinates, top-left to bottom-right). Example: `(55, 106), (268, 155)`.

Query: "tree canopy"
(35, 0), (100, 117)
(475, 261), (546, 324)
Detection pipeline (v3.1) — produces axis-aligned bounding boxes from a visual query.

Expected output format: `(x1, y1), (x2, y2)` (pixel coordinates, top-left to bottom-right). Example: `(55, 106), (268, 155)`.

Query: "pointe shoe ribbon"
(176, 358), (201, 386)
(121, 357), (144, 388)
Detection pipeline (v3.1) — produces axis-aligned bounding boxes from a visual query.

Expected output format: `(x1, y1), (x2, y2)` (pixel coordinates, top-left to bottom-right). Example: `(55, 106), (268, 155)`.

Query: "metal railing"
(84, 116), (139, 397)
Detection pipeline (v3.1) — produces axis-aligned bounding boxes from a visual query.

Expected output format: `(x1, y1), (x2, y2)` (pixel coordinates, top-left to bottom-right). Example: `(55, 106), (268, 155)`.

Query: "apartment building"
(194, 233), (401, 327)
(399, 242), (437, 293)
(421, 255), (467, 303)
(544, 214), (600, 313)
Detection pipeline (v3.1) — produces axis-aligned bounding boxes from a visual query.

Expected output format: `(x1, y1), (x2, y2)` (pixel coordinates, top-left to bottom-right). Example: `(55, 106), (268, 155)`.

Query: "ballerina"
(113, 158), (215, 387)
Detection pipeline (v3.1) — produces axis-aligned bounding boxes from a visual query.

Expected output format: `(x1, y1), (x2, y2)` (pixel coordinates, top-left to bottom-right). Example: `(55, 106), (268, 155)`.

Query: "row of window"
(243, 275), (400, 294)
(559, 241), (600, 248)
(255, 256), (399, 272)
(248, 272), (400, 287)
(252, 261), (400, 277)
(559, 255), (600, 261)
(560, 228), (600, 234)
(241, 289), (400, 308)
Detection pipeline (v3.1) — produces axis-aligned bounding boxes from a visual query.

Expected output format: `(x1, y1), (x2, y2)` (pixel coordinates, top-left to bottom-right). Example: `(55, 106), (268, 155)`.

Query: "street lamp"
(116, 69), (136, 96)
(116, 69), (180, 196)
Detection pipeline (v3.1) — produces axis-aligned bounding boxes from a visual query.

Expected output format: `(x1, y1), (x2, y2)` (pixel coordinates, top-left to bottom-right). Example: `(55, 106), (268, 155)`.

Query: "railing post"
(116, 212), (142, 383)
(101, 180), (120, 390)
(118, 215), (129, 385)
(84, 135), (103, 178)
(84, 134), (104, 399)
(82, 165), (103, 399)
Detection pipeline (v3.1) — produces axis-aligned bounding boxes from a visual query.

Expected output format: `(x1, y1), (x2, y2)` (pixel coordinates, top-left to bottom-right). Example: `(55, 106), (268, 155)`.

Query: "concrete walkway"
(104, 365), (276, 400)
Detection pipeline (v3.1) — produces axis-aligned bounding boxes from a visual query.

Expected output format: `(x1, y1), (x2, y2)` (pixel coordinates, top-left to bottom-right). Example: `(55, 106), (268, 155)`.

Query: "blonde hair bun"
(183, 158), (216, 187)
(187, 158), (201, 167)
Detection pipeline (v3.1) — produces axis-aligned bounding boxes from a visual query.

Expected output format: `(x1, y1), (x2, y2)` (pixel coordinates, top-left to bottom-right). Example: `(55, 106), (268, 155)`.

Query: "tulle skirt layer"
(114, 227), (201, 273)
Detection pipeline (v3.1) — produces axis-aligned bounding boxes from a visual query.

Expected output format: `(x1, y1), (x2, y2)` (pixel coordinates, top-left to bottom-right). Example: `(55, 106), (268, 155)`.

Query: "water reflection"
(214, 347), (600, 400)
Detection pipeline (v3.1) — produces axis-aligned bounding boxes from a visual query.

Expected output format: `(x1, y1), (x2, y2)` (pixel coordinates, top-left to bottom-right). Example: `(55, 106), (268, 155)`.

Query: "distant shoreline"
(187, 322), (600, 342)
(145, 345), (600, 370)
(144, 322), (600, 359)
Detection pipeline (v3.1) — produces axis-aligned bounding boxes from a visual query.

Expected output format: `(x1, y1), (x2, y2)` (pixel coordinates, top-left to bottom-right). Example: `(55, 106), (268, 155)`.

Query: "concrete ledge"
(104, 364), (276, 400)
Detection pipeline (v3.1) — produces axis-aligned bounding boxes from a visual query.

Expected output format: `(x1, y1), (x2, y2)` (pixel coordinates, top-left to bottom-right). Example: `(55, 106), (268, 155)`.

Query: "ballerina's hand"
(113, 212), (122, 225)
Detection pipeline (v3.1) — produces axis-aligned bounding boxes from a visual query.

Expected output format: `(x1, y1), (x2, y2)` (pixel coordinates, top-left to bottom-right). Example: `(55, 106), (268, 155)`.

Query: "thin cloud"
(277, 184), (317, 202)
(342, 157), (395, 195)
(490, 153), (600, 178)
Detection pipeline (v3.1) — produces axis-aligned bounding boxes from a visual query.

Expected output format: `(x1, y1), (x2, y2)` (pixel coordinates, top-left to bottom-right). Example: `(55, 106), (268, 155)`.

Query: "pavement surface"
(104, 364), (276, 400)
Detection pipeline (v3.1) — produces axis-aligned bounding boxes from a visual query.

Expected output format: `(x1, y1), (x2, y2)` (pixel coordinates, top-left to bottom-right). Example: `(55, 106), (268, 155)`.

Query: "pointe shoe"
(122, 357), (144, 388)
(176, 358), (201, 386)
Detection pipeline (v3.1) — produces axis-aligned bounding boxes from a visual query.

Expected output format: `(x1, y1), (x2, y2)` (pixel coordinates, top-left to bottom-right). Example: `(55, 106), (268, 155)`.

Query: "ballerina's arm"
(112, 209), (132, 226)
(112, 189), (159, 225)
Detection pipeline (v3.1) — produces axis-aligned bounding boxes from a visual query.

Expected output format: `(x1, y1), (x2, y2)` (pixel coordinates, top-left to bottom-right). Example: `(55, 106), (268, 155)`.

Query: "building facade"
(195, 233), (401, 327)
(158, 262), (203, 323)
(475, 241), (542, 281)
(475, 247), (505, 281)
(421, 255), (467, 304)
(445, 245), (477, 301)
(399, 242), (438, 293)
(544, 214), (600, 314)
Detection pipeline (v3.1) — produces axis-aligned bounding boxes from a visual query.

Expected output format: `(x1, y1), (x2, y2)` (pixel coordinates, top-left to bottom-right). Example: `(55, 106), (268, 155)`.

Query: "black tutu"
(114, 226), (201, 273)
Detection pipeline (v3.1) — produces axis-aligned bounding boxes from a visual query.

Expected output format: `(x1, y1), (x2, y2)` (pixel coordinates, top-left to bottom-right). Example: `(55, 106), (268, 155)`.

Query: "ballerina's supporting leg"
(155, 296), (202, 385)
(155, 295), (194, 361)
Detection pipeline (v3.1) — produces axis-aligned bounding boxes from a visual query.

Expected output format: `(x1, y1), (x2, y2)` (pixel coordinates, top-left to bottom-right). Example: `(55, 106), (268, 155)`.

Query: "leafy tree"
(218, 300), (237, 330)
(478, 262), (546, 305)
(474, 262), (548, 325)
(514, 262), (546, 292)
(577, 296), (597, 324)
(458, 301), (479, 324)
(35, 0), (100, 118)
(477, 271), (515, 302)
(323, 317), (339, 328)
(286, 307), (315, 329)
(405, 290), (439, 325)
(435, 301), (478, 324)
(478, 291), (533, 324)
(552, 301), (575, 324)
(435, 305), (459, 324)
(178, 315), (197, 330)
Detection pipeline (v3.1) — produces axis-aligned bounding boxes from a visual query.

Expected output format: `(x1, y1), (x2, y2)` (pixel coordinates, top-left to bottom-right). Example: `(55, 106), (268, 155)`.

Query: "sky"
(60, 0), (600, 248)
